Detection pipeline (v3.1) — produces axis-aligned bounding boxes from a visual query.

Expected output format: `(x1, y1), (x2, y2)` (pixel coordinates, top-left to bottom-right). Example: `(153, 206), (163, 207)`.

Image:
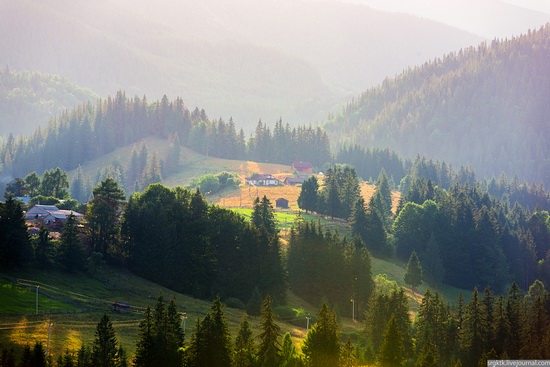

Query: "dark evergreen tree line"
(123, 185), (286, 304)
(336, 145), (408, 186)
(287, 220), (374, 318)
(393, 177), (550, 291)
(0, 92), (331, 197)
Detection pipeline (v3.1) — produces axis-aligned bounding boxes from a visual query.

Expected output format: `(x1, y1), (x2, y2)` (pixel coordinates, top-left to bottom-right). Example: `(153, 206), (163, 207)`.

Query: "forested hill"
(0, 0), (482, 129)
(325, 25), (550, 187)
(0, 92), (331, 194)
(0, 67), (98, 136)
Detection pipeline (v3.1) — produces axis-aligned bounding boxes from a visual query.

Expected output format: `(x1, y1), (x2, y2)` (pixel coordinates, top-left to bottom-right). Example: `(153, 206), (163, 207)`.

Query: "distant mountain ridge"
(0, 0), (482, 131)
(325, 25), (550, 187)
(346, 0), (550, 38)
(0, 68), (98, 136)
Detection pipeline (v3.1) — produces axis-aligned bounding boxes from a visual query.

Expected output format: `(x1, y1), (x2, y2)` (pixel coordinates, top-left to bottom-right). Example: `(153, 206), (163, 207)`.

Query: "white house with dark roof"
(25, 205), (60, 222)
(245, 174), (282, 186)
(26, 205), (84, 226)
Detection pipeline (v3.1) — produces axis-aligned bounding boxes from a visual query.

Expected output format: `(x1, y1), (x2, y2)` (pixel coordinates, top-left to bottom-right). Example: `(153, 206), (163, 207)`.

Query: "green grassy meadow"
(228, 207), (351, 238)
(0, 265), (323, 359)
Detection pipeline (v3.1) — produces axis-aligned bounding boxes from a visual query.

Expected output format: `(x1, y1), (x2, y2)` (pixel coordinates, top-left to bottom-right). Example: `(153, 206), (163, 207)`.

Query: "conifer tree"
(251, 196), (286, 303)
(0, 347), (16, 367)
(91, 314), (119, 367)
(70, 166), (87, 203)
(251, 196), (277, 236)
(246, 286), (263, 317)
(373, 169), (393, 223)
(165, 298), (184, 366)
(350, 238), (374, 319)
(0, 197), (31, 269)
(416, 289), (449, 361)
(415, 341), (439, 367)
(77, 345), (93, 367)
(30, 342), (47, 367)
(58, 213), (84, 271)
(492, 295), (509, 357)
(128, 145), (141, 192)
(187, 297), (232, 367)
(141, 152), (162, 188)
(117, 347), (128, 367)
(280, 332), (303, 367)
(363, 291), (390, 359)
(482, 288), (495, 349)
(459, 288), (488, 365)
(390, 288), (414, 358)
(456, 293), (465, 331)
(165, 132), (181, 174)
(233, 314), (256, 367)
(257, 295), (281, 367)
(505, 282), (523, 358)
(377, 315), (405, 367)
(86, 178), (125, 257)
(520, 295), (548, 358)
(302, 302), (340, 367)
(340, 338), (357, 367)
(297, 176), (319, 213)
(421, 233), (445, 284)
(20, 344), (32, 367)
(134, 306), (155, 367)
(33, 226), (52, 268)
(404, 250), (423, 289)
(363, 196), (390, 257)
(351, 197), (368, 239)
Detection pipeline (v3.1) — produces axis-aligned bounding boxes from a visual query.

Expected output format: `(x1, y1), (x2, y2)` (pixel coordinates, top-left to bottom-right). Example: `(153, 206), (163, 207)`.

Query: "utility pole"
(351, 298), (355, 321)
(306, 315), (311, 332)
(36, 286), (39, 316)
(180, 313), (188, 333)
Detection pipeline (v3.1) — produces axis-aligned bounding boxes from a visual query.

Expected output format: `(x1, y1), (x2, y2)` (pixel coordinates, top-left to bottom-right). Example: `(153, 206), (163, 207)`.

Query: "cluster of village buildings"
(244, 161), (315, 209)
(244, 161), (313, 186)
(18, 162), (315, 230)
(24, 204), (84, 232)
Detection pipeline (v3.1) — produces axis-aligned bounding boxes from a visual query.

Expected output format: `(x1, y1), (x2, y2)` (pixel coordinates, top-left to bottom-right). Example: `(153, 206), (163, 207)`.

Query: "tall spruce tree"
(58, 213), (84, 271)
(340, 338), (357, 367)
(233, 313), (256, 367)
(302, 302), (340, 367)
(251, 196), (286, 303)
(421, 233), (445, 284)
(257, 295), (281, 367)
(520, 295), (549, 358)
(492, 295), (509, 357)
(364, 196), (390, 257)
(34, 226), (52, 268)
(86, 178), (125, 257)
(459, 288), (488, 365)
(133, 306), (155, 367)
(377, 315), (405, 367)
(0, 196), (31, 269)
(505, 282), (523, 358)
(91, 314), (119, 367)
(350, 238), (374, 319)
(404, 250), (423, 289)
(187, 297), (232, 367)
(280, 332), (302, 367)
(297, 176), (319, 213)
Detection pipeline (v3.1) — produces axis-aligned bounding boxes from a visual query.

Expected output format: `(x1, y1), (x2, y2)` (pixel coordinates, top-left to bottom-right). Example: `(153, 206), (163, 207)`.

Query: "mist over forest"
(2, 1), (550, 366)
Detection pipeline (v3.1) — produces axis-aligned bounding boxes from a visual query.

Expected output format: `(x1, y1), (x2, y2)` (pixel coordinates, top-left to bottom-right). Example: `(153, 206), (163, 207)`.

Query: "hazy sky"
(335, 0), (550, 38)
